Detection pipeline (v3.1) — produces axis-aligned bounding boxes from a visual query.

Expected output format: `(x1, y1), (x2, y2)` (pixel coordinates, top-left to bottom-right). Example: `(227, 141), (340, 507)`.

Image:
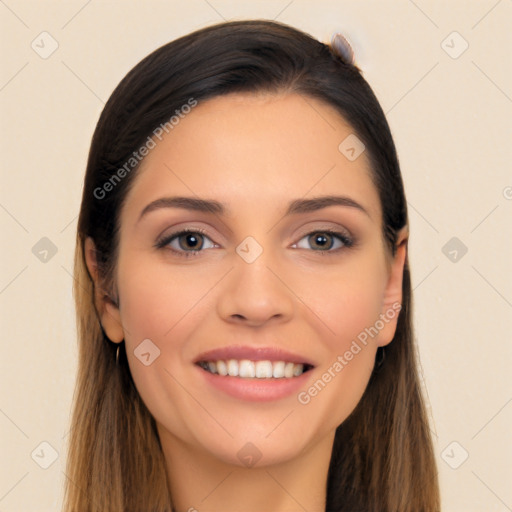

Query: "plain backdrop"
(1, 1), (511, 511)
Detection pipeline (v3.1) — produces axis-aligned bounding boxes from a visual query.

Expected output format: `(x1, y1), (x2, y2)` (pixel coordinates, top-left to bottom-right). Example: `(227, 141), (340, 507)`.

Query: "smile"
(196, 359), (314, 378)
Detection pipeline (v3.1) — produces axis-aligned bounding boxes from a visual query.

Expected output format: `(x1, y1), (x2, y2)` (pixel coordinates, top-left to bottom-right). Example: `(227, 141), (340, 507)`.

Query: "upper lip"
(194, 345), (316, 367)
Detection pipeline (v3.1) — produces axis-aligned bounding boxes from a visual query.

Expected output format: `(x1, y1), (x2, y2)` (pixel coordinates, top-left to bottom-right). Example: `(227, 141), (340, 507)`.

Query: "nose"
(216, 248), (295, 327)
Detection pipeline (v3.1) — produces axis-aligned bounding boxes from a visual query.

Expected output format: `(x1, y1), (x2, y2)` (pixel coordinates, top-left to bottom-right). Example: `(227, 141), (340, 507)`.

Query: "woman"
(63, 19), (440, 512)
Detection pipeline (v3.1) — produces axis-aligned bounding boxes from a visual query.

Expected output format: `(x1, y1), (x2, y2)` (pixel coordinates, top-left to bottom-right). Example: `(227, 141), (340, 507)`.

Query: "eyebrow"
(137, 194), (370, 223)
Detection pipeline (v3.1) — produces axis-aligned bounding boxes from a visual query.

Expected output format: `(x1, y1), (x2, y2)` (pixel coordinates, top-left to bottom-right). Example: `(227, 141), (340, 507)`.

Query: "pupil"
(182, 233), (201, 250)
(312, 232), (331, 249)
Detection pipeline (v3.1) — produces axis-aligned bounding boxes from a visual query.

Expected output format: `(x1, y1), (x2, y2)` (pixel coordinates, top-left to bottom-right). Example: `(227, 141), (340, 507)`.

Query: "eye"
(155, 228), (216, 257)
(155, 228), (354, 258)
(292, 230), (353, 253)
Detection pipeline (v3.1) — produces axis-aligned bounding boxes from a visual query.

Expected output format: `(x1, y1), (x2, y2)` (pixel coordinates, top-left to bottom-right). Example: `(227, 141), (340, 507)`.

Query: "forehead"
(120, 92), (381, 225)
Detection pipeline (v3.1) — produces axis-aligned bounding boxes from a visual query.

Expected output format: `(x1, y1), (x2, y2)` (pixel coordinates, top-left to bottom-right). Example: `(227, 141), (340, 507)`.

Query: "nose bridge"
(216, 234), (295, 325)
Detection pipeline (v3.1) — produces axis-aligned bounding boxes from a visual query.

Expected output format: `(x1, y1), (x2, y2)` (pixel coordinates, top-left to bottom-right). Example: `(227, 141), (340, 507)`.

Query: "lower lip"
(195, 364), (314, 402)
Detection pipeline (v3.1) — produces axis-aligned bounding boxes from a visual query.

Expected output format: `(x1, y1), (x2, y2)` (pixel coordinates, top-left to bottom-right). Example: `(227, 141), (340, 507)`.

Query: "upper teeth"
(198, 359), (307, 378)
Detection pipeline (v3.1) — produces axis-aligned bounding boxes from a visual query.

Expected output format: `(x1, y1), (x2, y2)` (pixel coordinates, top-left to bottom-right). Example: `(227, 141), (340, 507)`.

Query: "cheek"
(114, 255), (221, 426)
(296, 251), (387, 407)
(117, 252), (217, 341)
(302, 251), (388, 352)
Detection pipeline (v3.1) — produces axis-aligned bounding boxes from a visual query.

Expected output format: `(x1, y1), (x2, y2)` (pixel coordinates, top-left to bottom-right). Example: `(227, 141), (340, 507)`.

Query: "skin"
(85, 91), (407, 512)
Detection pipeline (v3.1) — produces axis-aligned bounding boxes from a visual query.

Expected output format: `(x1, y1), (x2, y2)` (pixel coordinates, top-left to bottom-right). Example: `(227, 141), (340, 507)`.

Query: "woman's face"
(89, 92), (406, 467)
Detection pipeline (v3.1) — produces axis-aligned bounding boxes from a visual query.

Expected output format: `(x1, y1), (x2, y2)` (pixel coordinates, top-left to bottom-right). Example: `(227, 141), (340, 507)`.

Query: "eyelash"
(154, 227), (355, 258)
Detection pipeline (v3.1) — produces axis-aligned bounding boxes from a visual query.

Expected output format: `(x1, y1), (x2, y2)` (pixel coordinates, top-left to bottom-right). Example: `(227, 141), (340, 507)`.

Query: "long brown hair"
(63, 19), (440, 512)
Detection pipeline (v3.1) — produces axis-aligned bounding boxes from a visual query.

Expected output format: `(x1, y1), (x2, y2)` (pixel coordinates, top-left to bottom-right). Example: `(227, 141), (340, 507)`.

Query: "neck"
(158, 426), (335, 512)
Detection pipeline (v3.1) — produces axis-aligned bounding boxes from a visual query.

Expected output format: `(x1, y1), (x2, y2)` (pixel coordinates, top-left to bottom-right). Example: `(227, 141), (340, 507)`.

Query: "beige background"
(1, 1), (511, 510)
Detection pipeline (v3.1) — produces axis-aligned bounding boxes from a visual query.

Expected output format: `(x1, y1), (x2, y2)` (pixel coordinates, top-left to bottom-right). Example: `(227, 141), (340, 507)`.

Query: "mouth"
(195, 359), (315, 379)
(192, 345), (317, 401)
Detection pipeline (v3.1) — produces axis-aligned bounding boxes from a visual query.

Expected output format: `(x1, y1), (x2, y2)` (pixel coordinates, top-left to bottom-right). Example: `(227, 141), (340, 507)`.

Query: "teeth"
(227, 359), (238, 376)
(216, 360), (228, 376)
(293, 363), (303, 376)
(255, 360), (273, 378)
(199, 359), (307, 378)
(284, 362), (295, 378)
(272, 361), (285, 378)
(239, 359), (255, 378)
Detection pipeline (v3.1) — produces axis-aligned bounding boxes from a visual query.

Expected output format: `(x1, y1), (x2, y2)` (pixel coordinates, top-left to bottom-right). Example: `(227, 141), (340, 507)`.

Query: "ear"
(376, 227), (408, 347)
(84, 237), (124, 344)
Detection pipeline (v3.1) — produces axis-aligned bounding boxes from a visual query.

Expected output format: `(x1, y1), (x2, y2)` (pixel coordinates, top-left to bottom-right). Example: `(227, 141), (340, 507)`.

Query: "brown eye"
(156, 229), (216, 257)
(177, 232), (204, 251)
(308, 232), (334, 250)
(294, 230), (353, 252)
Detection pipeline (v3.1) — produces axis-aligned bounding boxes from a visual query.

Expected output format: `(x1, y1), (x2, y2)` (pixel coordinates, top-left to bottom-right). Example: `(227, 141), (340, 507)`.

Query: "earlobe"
(84, 237), (125, 344)
(377, 229), (408, 347)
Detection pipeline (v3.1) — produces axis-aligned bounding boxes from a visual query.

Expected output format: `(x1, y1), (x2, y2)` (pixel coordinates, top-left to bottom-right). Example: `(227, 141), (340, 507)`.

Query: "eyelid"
(294, 222), (353, 240)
